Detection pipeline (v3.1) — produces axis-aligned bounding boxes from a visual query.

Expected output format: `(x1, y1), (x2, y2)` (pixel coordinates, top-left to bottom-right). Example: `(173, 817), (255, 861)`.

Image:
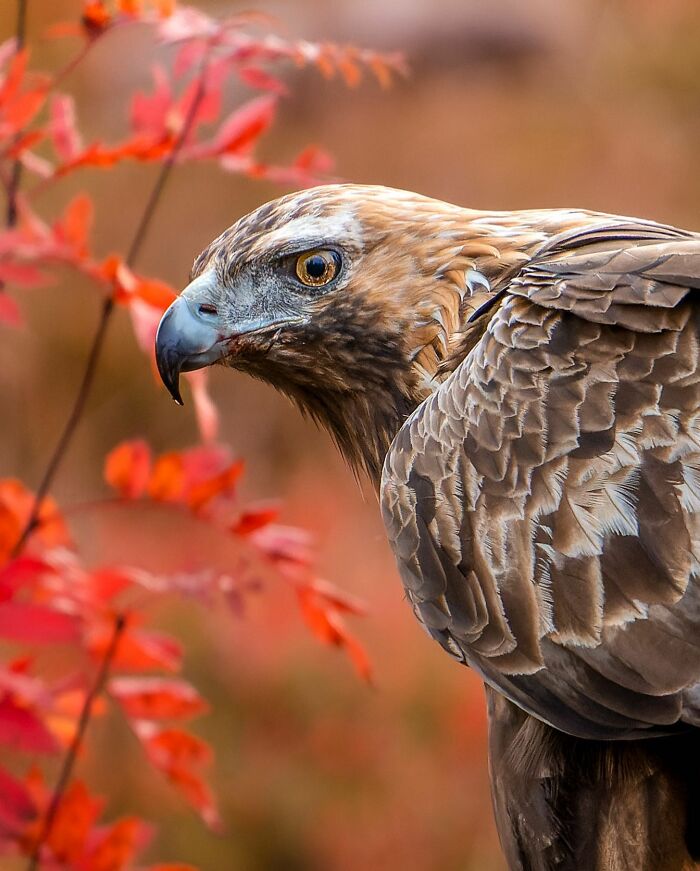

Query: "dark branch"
(11, 57), (211, 558)
(5, 0), (28, 228)
(26, 614), (126, 871)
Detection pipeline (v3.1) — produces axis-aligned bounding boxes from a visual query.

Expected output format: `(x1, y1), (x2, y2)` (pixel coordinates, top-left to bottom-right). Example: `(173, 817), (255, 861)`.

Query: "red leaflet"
(296, 585), (373, 683)
(135, 723), (212, 766)
(164, 764), (221, 830)
(0, 479), (70, 558)
(130, 66), (173, 139)
(0, 764), (37, 837)
(230, 504), (280, 536)
(82, 816), (152, 871)
(89, 625), (183, 672)
(53, 193), (93, 260)
(0, 292), (22, 326)
(186, 459), (243, 512)
(110, 677), (209, 720)
(132, 720), (220, 825)
(184, 94), (277, 160)
(104, 440), (153, 499)
(0, 262), (46, 287)
(0, 695), (59, 753)
(0, 50), (48, 138)
(49, 94), (83, 162)
(147, 452), (186, 502)
(0, 602), (80, 644)
(46, 780), (103, 863)
(238, 66), (288, 95)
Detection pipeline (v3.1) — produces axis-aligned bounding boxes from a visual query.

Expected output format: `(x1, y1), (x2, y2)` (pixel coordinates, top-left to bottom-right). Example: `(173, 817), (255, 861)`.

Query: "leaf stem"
(11, 56), (211, 558)
(26, 613), (126, 871)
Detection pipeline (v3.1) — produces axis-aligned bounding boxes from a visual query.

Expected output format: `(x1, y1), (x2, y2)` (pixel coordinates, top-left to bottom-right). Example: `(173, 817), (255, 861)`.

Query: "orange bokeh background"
(2, 1), (700, 868)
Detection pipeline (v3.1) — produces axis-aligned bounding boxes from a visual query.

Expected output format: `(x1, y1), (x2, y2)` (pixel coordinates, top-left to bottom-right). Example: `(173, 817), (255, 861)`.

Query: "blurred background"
(2, 1), (700, 868)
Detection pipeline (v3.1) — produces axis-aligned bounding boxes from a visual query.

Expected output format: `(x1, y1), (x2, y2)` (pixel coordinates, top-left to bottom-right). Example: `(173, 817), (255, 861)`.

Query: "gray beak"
(155, 276), (227, 405)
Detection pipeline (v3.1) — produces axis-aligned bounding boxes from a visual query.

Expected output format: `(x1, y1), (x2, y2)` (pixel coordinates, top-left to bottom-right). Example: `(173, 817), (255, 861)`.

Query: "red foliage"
(0, 2), (400, 867)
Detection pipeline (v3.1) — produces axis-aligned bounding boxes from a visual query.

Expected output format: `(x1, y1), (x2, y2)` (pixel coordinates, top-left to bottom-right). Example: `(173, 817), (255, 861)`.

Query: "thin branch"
(5, 0), (28, 228)
(26, 613), (126, 871)
(11, 57), (211, 558)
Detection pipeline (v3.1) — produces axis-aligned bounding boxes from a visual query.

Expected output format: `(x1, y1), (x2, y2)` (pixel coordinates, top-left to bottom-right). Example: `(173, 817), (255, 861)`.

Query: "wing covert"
(381, 228), (700, 739)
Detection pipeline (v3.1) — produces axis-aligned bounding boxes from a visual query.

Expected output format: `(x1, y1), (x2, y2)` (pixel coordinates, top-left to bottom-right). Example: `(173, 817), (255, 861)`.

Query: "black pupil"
(306, 255), (328, 279)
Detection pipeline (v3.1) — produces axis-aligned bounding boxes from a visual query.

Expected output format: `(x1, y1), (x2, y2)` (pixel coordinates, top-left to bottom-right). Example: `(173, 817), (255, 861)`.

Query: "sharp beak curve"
(155, 294), (227, 406)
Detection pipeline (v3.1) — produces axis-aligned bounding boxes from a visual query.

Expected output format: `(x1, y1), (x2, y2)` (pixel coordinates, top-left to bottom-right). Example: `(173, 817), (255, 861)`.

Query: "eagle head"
(155, 183), (537, 480)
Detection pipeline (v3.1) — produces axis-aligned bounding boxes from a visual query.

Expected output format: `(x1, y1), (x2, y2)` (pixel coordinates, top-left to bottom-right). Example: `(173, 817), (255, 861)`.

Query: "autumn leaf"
(0, 764), (37, 837)
(89, 625), (183, 672)
(0, 293), (21, 327)
(184, 94), (277, 160)
(296, 585), (372, 683)
(53, 193), (93, 259)
(0, 695), (59, 754)
(83, 816), (152, 871)
(48, 94), (83, 162)
(104, 440), (152, 499)
(230, 504), (280, 536)
(0, 602), (80, 644)
(109, 677), (209, 720)
(132, 720), (218, 827)
(46, 780), (103, 863)
(0, 479), (70, 559)
(186, 459), (243, 512)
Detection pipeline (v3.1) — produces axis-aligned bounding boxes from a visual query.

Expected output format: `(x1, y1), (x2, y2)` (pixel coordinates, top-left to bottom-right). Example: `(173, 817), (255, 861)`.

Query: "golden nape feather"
(155, 184), (700, 871)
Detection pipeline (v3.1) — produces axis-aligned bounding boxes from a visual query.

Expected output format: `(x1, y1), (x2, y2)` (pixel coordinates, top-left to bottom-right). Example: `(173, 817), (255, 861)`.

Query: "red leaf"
(237, 66), (288, 96)
(134, 722), (212, 767)
(84, 816), (151, 871)
(0, 763), (37, 836)
(49, 94), (83, 162)
(130, 66), (172, 139)
(147, 453), (185, 503)
(0, 479), (70, 558)
(0, 293), (21, 327)
(296, 587), (372, 683)
(47, 780), (103, 863)
(0, 262), (46, 287)
(53, 194), (92, 259)
(186, 95), (277, 160)
(164, 764), (221, 830)
(110, 677), (209, 720)
(0, 695), (59, 753)
(130, 721), (218, 828)
(104, 440), (152, 499)
(0, 602), (80, 644)
(90, 626), (182, 672)
(186, 459), (244, 512)
(132, 277), (177, 309)
(230, 505), (280, 536)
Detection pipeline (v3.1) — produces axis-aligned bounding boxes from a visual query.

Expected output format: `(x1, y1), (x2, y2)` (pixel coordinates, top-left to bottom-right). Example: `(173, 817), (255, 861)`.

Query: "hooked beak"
(155, 276), (228, 405)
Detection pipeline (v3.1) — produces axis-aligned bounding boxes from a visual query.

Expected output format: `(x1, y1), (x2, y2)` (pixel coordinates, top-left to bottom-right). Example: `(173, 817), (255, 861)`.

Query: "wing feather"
(381, 225), (700, 739)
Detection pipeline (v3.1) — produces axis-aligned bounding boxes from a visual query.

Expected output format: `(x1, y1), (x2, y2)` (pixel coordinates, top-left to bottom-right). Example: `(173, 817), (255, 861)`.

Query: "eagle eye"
(295, 249), (341, 288)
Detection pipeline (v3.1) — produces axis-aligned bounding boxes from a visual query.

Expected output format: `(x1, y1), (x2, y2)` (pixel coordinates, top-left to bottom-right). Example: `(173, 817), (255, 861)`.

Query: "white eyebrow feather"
(248, 207), (363, 255)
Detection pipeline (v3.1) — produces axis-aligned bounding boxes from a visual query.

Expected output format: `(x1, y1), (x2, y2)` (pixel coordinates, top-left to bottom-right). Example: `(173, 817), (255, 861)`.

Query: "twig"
(5, 0), (28, 228)
(26, 613), (126, 871)
(11, 56), (211, 558)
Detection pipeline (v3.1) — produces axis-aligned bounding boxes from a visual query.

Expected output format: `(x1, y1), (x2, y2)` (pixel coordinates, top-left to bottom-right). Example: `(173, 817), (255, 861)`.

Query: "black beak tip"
(156, 350), (185, 407)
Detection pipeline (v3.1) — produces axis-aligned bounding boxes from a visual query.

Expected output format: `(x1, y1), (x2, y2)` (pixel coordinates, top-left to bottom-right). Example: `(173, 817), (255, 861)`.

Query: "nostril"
(198, 303), (218, 317)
